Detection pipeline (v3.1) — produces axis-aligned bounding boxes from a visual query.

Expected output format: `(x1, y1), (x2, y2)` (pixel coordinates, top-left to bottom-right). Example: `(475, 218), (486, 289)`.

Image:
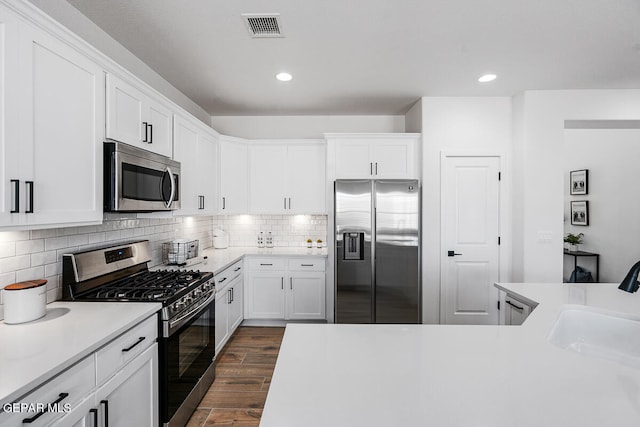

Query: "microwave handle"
(162, 166), (176, 208)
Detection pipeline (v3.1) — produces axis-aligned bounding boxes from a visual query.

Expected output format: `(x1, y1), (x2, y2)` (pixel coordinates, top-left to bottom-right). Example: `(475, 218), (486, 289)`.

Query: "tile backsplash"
(0, 213), (327, 320)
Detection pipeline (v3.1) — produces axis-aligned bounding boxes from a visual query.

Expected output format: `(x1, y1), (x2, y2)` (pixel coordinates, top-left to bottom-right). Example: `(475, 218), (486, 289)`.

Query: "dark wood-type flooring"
(186, 327), (285, 427)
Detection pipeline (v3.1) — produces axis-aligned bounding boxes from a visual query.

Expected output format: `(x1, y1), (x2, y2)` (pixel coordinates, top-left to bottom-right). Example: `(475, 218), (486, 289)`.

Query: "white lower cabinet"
(499, 291), (537, 326)
(215, 261), (244, 353)
(245, 257), (326, 320)
(12, 315), (159, 427)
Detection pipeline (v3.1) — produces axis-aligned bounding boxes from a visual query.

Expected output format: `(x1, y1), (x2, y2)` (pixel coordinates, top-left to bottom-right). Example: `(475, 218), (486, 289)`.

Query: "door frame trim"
(438, 151), (509, 324)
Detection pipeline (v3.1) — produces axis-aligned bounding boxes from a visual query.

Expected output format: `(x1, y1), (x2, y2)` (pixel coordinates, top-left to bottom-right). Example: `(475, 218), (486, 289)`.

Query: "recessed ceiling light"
(276, 72), (293, 82)
(478, 74), (497, 83)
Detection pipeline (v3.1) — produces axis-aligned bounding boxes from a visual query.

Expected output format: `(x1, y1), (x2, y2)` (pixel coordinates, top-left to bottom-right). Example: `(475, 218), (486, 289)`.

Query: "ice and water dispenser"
(343, 232), (364, 261)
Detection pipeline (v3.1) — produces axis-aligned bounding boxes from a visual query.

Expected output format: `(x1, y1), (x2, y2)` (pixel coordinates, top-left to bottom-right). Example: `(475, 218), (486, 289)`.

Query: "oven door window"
(121, 163), (179, 203)
(162, 300), (215, 421)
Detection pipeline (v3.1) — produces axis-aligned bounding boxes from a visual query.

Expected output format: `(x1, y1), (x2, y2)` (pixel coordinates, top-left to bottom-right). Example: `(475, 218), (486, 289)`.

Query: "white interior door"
(442, 156), (500, 325)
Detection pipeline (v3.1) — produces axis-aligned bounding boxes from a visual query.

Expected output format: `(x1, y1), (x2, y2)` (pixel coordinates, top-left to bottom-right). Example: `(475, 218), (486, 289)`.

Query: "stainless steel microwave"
(104, 141), (180, 212)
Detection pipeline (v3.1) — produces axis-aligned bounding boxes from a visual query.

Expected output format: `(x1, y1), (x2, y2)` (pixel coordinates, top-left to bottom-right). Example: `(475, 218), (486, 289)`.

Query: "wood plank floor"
(186, 327), (285, 427)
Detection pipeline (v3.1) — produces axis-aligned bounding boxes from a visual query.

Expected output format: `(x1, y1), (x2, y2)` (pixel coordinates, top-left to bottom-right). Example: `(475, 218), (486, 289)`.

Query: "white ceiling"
(66, 0), (640, 116)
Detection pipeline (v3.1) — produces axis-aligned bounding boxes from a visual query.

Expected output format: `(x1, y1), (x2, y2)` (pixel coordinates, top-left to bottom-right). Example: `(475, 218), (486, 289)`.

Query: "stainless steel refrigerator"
(335, 179), (421, 323)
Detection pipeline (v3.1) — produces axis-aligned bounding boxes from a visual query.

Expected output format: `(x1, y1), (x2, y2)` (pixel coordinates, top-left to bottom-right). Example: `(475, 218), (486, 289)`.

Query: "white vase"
(568, 244), (578, 252)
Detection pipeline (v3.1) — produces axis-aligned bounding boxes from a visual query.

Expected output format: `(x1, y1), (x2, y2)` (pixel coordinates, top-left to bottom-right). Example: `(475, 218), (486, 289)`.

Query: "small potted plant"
(564, 233), (584, 252)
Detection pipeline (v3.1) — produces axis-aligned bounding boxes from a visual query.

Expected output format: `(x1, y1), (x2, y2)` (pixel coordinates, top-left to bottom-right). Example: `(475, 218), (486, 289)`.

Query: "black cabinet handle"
(447, 250), (463, 257)
(148, 123), (153, 143)
(25, 181), (34, 214)
(100, 400), (109, 427)
(22, 392), (69, 423)
(260, 263), (273, 266)
(142, 122), (148, 142)
(222, 196), (226, 210)
(233, 267), (241, 272)
(506, 300), (524, 311)
(301, 264), (314, 267)
(10, 179), (19, 213)
(375, 162), (378, 175)
(218, 277), (227, 283)
(90, 408), (98, 426)
(230, 287), (234, 302)
(121, 336), (145, 352)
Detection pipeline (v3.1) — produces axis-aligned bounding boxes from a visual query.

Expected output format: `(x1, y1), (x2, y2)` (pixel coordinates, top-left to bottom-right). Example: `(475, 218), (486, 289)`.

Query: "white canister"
(2, 280), (47, 324)
(213, 229), (229, 249)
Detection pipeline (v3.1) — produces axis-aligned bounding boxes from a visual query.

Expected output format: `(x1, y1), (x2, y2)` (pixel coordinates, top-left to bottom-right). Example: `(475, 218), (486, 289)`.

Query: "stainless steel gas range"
(62, 240), (215, 427)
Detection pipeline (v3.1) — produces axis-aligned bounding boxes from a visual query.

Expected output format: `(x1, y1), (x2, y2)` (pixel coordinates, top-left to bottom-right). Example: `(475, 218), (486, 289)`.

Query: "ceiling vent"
(242, 13), (284, 38)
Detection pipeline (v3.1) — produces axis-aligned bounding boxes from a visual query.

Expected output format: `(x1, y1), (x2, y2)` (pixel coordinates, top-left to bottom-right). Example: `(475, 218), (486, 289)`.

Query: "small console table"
(563, 249), (600, 282)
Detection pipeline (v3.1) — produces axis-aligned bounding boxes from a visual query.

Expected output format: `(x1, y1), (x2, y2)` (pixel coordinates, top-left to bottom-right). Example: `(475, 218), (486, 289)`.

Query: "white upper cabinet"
(327, 133), (420, 179)
(219, 136), (248, 214)
(106, 73), (173, 158)
(173, 114), (219, 215)
(0, 3), (104, 228)
(286, 144), (326, 214)
(248, 141), (326, 214)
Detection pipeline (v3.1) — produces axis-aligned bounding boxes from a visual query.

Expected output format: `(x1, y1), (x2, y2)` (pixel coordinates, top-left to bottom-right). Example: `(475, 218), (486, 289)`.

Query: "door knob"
(447, 250), (463, 257)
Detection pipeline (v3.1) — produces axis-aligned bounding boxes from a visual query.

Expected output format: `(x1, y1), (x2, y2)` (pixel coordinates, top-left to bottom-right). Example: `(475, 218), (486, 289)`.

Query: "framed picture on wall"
(571, 201), (589, 226)
(570, 169), (588, 195)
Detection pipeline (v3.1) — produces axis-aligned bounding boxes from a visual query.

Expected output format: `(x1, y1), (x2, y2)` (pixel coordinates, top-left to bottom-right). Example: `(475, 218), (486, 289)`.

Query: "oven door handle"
(166, 291), (215, 336)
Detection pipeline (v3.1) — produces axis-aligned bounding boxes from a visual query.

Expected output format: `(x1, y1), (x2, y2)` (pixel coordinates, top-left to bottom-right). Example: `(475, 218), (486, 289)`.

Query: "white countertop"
(157, 246), (328, 275)
(261, 283), (640, 427)
(0, 301), (160, 404)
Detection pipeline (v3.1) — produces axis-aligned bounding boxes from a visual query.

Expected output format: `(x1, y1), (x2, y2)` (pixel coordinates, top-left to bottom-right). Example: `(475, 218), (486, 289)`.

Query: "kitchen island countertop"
(261, 283), (640, 427)
(0, 301), (160, 405)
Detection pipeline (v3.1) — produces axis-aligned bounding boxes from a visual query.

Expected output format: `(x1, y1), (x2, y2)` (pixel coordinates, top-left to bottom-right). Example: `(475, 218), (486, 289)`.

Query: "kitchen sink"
(547, 305), (640, 369)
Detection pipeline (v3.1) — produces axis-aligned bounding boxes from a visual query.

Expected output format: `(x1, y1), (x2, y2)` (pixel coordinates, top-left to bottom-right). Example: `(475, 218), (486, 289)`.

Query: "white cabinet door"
(95, 343), (158, 427)
(228, 277), (244, 331)
(19, 23), (104, 227)
(50, 395), (96, 427)
(286, 144), (326, 214)
(106, 74), (173, 158)
(371, 140), (415, 178)
(287, 272), (326, 320)
(173, 115), (200, 215)
(215, 288), (230, 354)
(333, 140), (372, 178)
(106, 74), (145, 148)
(248, 144), (286, 213)
(219, 137), (248, 213)
(0, 6), (21, 227)
(147, 101), (173, 157)
(245, 272), (285, 319)
(200, 131), (219, 214)
(173, 115), (218, 215)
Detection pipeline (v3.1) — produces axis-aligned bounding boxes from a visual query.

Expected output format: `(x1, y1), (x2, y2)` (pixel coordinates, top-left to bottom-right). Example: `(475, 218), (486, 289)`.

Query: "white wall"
(420, 97), (512, 323)
(563, 127), (640, 282)
(513, 90), (640, 283)
(210, 115), (406, 139)
(25, 0), (212, 125)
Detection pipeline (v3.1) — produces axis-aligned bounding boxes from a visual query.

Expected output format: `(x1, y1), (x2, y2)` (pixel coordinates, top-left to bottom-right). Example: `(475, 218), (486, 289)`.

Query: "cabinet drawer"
(288, 258), (326, 271)
(96, 315), (157, 385)
(0, 355), (95, 427)
(216, 260), (243, 289)
(247, 257), (286, 271)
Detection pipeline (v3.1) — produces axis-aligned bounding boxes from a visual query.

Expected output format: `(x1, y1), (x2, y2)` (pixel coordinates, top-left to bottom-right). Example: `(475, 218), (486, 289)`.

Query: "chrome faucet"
(618, 260), (640, 293)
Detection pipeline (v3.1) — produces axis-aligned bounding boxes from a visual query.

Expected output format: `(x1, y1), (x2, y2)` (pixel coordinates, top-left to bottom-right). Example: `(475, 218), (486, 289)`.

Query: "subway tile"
(0, 242), (16, 258)
(31, 250), (57, 267)
(45, 263), (61, 277)
(45, 236), (69, 251)
(15, 239), (44, 255)
(15, 266), (45, 282)
(104, 230), (122, 241)
(0, 272), (16, 287)
(88, 232), (106, 244)
(68, 234), (90, 247)
(0, 255), (30, 273)
(0, 230), (30, 241)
